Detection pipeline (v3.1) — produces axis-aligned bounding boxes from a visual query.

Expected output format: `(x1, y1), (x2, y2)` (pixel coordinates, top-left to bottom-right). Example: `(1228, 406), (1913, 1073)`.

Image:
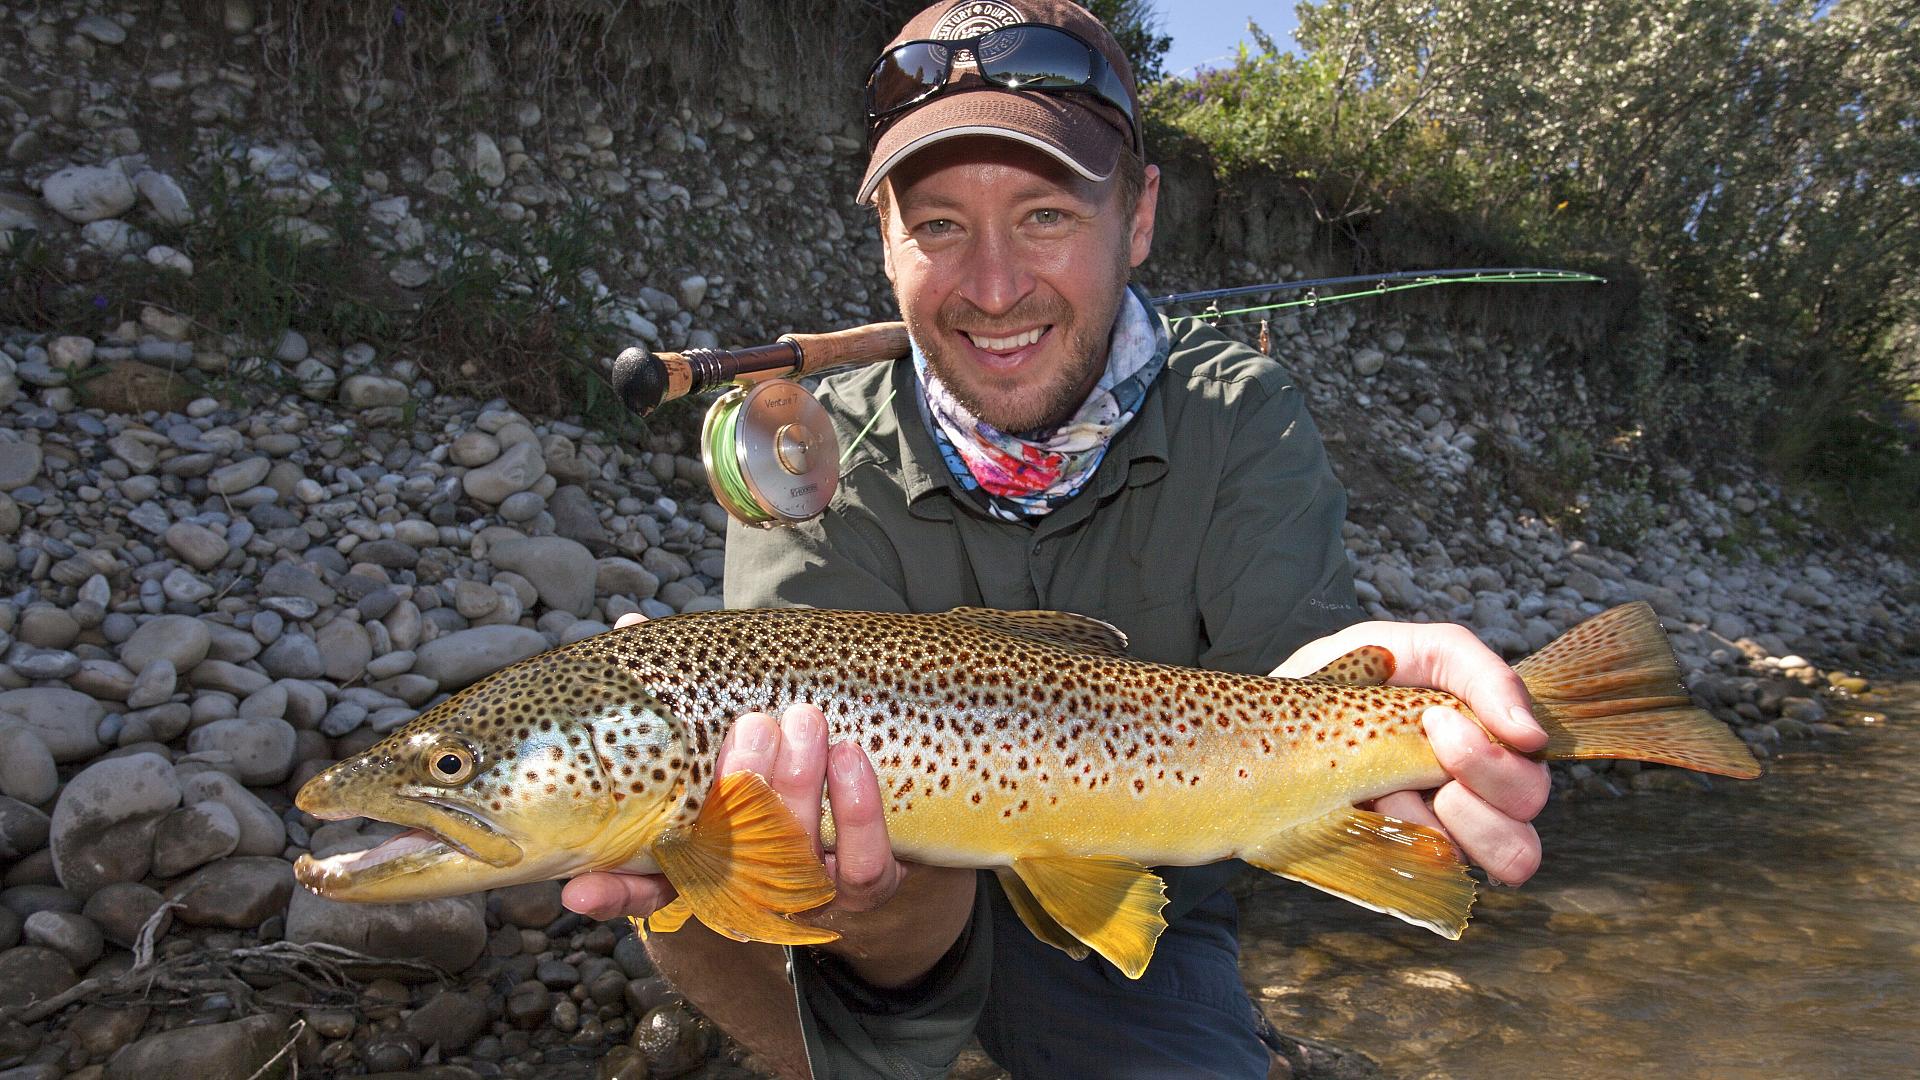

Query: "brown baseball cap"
(857, 0), (1142, 206)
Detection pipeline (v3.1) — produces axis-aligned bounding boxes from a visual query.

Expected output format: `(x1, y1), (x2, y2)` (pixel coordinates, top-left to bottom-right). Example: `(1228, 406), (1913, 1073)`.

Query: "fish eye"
(423, 742), (476, 785)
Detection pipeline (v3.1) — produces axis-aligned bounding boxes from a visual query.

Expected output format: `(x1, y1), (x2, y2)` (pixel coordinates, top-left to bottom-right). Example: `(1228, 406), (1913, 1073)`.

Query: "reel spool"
(699, 378), (840, 528)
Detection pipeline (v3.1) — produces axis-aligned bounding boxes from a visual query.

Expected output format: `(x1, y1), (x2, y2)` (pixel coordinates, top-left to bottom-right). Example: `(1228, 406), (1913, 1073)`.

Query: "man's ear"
(1128, 164), (1160, 269)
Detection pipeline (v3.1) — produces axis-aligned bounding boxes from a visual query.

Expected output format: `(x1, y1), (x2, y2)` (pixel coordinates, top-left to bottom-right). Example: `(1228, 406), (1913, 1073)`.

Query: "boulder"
(49, 753), (180, 897)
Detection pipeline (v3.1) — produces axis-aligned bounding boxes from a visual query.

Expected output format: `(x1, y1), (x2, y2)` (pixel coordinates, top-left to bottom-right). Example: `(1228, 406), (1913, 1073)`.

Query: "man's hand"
(563, 618), (975, 989)
(1272, 621), (1552, 887)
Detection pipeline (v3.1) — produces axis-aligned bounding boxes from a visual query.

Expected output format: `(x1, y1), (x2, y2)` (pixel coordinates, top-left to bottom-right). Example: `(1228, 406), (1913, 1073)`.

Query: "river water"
(1237, 684), (1919, 1080)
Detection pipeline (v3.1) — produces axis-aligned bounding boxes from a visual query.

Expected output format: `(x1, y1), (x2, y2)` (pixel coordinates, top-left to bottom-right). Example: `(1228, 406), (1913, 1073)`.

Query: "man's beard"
(909, 287), (1126, 434)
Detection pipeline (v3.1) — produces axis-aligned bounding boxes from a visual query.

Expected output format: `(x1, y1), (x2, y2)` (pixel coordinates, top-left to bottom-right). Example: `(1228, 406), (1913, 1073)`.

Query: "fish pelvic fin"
(1246, 807), (1476, 939)
(1518, 602), (1762, 779)
(945, 608), (1130, 656)
(634, 897), (694, 941)
(1302, 644), (1397, 685)
(1008, 855), (1168, 979)
(993, 869), (1091, 962)
(649, 771), (839, 946)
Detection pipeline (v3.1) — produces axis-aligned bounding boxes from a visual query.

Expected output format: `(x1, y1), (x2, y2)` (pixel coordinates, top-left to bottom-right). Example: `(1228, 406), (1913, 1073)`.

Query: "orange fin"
(649, 771), (839, 946)
(1246, 807), (1476, 939)
(993, 868), (1090, 962)
(945, 608), (1130, 656)
(633, 897), (693, 941)
(1302, 645), (1397, 685)
(1008, 855), (1168, 979)
(1519, 602), (1762, 779)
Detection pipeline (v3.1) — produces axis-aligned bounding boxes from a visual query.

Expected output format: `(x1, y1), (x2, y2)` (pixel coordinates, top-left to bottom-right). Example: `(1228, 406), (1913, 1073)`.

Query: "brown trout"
(294, 601), (1760, 977)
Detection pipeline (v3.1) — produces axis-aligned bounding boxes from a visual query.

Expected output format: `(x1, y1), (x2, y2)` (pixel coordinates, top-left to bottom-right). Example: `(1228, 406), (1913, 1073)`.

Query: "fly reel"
(698, 378), (840, 527)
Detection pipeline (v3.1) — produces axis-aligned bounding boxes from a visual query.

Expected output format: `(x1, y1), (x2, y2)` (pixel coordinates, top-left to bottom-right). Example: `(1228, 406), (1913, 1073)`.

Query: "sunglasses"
(864, 23), (1141, 155)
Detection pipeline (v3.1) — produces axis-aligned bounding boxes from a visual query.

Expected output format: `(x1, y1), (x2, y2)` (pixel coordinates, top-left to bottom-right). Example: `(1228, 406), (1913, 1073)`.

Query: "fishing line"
(700, 388), (777, 526)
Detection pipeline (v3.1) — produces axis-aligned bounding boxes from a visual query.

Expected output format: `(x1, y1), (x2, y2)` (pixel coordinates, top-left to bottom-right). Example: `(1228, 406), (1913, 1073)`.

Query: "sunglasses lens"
(977, 26), (1092, 89)
(869, 41), (950, 115)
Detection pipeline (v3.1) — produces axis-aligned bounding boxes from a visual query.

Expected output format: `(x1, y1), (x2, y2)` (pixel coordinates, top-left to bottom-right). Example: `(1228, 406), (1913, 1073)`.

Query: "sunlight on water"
(1237, 684), (1920, 1080)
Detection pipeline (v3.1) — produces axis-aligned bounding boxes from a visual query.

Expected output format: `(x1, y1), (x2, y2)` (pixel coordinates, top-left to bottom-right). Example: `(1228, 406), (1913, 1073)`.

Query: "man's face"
(879, 138), (1159, 432)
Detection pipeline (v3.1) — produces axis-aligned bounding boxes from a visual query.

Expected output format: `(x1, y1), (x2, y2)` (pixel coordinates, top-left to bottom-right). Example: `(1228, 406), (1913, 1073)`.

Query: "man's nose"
(957, 230), (1035, 316)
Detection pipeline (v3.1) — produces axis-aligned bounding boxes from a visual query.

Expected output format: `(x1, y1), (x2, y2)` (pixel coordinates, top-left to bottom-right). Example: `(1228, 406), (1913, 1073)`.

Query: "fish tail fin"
(1517, 602), (1761, 779)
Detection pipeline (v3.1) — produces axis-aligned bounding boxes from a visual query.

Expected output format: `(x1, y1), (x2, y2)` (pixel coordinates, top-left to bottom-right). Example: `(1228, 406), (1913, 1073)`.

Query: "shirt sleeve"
(725, 508), (991, 1079)
(1194, 374), (1364, 675)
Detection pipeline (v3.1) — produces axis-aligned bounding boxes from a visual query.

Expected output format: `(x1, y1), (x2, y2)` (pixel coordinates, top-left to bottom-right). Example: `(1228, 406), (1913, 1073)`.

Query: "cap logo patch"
(934, 1), (1025, 45)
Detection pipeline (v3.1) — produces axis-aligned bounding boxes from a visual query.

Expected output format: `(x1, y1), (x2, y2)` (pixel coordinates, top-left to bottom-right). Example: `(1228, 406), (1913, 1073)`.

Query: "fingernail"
(738, 715), (776, 755)
(1509, 704), (1545, 736)
(830, 742), (865, 784)
(785, 704), (820, 743)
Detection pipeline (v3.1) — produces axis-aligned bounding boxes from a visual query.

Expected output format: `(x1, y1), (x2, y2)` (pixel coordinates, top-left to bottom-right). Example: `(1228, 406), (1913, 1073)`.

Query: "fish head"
(294, 644), (696, 902)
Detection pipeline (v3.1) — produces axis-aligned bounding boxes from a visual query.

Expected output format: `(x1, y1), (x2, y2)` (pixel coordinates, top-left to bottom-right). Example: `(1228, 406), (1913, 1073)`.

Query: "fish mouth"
(292, 792), (528, 902)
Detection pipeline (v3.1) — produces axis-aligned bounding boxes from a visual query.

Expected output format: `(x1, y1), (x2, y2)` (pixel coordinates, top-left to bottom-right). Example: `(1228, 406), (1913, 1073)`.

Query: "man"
(563, 2), (1550, 1076)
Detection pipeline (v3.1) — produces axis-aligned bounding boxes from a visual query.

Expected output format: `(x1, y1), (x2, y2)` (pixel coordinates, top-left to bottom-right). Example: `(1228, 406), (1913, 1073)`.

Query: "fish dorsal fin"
(1301, 645), (1397, 685)
(993, 868), (1090, 962)
(946, 608), (1130, 657)
(1245, 807), (1476, 939)
(648, 771), (839, 946)
(1008, 855), (1169, 978)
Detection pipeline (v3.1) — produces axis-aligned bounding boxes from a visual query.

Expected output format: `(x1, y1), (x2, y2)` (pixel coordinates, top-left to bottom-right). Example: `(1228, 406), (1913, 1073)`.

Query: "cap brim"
(857, 89), (1126, 206)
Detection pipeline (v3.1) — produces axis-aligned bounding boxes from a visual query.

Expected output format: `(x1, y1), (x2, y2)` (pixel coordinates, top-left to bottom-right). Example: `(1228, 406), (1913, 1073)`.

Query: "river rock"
(0, 726), (58, 806)
(82, 882), (170, 948)
(260, 632), (324, 679)
(488, 536), (596, 615)
(186, 717), (296, 785)
(0, 796), (51, 860)
(22, 910), (104, 969)
(68, 1003), (151, 1064)
(151, 801), (240, 878)
(0, 946), (77, 1009)
(118, 614), (211, 675)
(49, 752), (180, 896)
(0, 688), (105, 762)
(134, 170), (192, 226)
(103, 1013), (291, 1080)
(462, 441), (545, 504)
(285, 882), (486, 973)
(316, 619), (372, 682)
(163, 521), (229, 570)
(41, 165), (136, 223)
(495, 881), (564, 929)
(164, 856), (293, 927)
(405, 988), (491, 1051)
(179, 771), (284, 856)
(412, 625), (548, 691)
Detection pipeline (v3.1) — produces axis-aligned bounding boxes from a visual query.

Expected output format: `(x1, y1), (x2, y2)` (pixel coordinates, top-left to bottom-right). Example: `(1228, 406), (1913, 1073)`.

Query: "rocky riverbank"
(3, 2), (1917, 1079)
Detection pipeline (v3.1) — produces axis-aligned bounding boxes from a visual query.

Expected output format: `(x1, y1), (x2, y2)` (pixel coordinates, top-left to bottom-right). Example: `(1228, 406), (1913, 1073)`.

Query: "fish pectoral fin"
(1246, 807), (1476, 939)
(994, 868), (1090, 962)
(1300, 645), (1397, 685)
(649, 770), (839, 946)
(1008, 855), (1168, 979)
(944, 607), (1131, 656)
(632, 897), (694, 941)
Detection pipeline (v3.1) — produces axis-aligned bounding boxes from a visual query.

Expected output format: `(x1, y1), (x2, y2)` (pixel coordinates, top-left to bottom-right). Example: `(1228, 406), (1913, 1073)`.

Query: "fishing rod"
(610, 267), (1603, 527)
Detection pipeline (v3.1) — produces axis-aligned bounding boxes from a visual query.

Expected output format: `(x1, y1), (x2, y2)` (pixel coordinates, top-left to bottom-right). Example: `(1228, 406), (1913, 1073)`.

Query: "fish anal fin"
(1009, 855), (1168, 979)
(649, 771), (839, 946)
(639, 896), (693, 939)
(1518, 602), (1762, 779)
(1302, 645), (1397, 685)
(1246, 807), (1476, 939)
(994, 868), (1090, 961)
(945, 608), (1130, 656)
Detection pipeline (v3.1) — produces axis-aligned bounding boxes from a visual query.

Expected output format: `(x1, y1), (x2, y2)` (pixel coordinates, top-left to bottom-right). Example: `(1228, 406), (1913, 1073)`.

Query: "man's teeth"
(965, 327), (1044, 351)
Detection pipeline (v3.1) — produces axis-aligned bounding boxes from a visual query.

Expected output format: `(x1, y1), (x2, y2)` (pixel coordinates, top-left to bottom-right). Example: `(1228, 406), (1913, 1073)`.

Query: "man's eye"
(1032, 209), (1062, 225)
(919, 218), (954, 235)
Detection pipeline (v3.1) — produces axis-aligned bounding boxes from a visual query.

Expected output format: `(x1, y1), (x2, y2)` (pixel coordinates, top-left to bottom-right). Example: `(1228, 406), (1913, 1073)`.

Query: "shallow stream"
(1238, 684), (1919, 1079)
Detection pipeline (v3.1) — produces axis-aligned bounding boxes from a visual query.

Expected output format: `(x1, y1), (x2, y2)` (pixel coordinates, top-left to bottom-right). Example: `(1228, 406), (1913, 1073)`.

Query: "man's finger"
(613, 612), (648, 629)
(822, 741), (901, 910)
(1430, 781), (1543, 886)
(770, 704), (831, 852)
(1367, 789), (1447, 839)
(718, 712), (781, 779)
(562, 870), (677, 920)
(1422, 706), (1551, 821)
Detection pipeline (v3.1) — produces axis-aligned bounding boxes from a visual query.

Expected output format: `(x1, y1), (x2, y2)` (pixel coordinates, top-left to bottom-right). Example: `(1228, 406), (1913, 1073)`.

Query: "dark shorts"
(974, 879), (1274, 1079)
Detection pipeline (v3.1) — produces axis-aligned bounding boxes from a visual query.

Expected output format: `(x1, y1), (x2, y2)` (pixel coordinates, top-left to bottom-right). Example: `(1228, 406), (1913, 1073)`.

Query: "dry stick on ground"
(0, 904), (447, 1027)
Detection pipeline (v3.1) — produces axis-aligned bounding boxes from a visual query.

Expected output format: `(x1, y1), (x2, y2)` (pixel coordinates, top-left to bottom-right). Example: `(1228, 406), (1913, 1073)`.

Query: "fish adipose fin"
(994, 868), (1091, 962)
(1521, 602), (1762, 779)
(649, 771), (839, 945)
(945, 608), (1131, 656)
(1008, 855), (1169, 979)
(1246, 807), (1477, 939)
(1302, 645), (1397, 685)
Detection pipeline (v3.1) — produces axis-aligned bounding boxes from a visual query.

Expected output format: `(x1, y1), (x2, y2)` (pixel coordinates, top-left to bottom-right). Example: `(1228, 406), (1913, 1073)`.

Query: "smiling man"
(561, 2), (1552, 1077)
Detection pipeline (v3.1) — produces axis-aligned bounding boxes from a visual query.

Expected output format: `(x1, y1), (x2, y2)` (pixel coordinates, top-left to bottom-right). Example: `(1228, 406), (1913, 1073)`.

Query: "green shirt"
(723, 313), (1361, 1078)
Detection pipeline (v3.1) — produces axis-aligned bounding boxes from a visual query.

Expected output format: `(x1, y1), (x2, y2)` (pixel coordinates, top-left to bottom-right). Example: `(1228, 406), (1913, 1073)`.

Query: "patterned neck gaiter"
(913, 284), (1170, 522)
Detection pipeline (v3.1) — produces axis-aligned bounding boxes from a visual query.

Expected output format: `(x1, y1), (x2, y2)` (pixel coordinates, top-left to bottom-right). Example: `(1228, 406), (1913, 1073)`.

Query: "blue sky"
(1152, 2), (1301, 79)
